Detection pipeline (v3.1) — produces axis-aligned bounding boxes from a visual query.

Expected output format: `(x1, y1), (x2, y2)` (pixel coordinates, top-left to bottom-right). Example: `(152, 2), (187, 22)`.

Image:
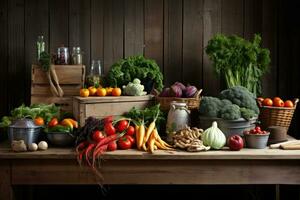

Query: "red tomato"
(126, 126), (135, 136)
(284, 100), (294, 108)
(118, 136), (132, 150)
(125, 135), (135, 145)
(104, 123), (116, 136)
(116, 120), (129, 132)
(255, 126), (261, 132)
(103, 116), (113, 124)
(92, 130), (105, 143)
(263, 98), (273, 106)
(107, 141), (117, 151)
(48, 118), (58, 127)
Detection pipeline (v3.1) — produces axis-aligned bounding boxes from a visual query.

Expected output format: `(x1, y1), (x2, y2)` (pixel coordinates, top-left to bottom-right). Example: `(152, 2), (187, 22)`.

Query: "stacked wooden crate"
(73, 95), (154, 126)
(31, 64), (85, 112)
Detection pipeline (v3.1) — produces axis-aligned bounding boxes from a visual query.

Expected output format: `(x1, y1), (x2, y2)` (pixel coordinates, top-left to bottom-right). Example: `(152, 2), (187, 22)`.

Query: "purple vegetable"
(160, 87), (170, 97)
(184, 85), (197, 97)
(174, 82), (186, 91)
(170, 85), (182, 97)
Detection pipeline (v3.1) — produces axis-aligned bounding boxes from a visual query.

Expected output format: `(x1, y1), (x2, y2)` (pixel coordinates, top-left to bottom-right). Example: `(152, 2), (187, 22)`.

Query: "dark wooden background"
(0, 0), (299, 129)
(0, 0), (300, 198)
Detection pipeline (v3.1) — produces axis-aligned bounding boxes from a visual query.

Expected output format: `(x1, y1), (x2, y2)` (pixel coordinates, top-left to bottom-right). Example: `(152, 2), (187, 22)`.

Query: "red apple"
(228, 135), (244, 151)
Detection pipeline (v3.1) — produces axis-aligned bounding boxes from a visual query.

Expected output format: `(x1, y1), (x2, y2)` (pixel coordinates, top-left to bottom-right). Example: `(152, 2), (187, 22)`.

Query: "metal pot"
(8, 119), (41, 146)
(198, 116), (257, 138)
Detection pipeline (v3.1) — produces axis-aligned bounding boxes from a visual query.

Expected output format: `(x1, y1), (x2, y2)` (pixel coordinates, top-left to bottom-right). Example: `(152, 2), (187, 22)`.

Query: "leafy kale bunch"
(206, 34), (270, 96)
(107, 55), (163, 92)
(199, 86), (259, 121)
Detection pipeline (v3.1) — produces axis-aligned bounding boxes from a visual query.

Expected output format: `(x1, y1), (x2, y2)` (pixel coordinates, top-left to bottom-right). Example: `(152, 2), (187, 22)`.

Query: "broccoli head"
(219, 86), (259, 114)
(199, 96), (222, 118)
(219, 104), (241, 120)
(240, 107), (257, 120)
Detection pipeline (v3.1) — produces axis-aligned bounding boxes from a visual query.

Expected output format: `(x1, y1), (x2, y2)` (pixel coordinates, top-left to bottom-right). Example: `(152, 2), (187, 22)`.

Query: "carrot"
(142, 110), (159, 149)
(147, 129), (157, 153)
(154, 130), (173, 148)
(92, 144), (108, 168)
(76, 141), (89, 155)
(76, 141), (89, 165)
(137, 123), (145, 150)
(135, 125), (140, 149)
(92, 132), (124, 165)
(85, 143), (96, 167)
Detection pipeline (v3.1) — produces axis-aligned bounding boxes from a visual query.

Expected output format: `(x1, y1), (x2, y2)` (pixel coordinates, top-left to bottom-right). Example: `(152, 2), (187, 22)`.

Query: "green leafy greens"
(0, 104), (60, 127)
(205, 34), (271, 96)
(107, 55), (163, 92)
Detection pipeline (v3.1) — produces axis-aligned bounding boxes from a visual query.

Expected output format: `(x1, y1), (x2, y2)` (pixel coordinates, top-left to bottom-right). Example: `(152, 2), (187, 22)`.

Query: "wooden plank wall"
(0, 0), (299, 136)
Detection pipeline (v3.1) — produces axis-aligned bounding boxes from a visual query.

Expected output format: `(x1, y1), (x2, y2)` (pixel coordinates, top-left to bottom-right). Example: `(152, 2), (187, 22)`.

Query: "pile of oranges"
(257, 97), (294, 108)
(80, 86), (121, 97)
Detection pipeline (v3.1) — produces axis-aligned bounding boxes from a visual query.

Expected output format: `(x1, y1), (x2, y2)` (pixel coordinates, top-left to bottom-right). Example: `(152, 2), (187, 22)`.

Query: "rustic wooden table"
(1, 142), (300, 200)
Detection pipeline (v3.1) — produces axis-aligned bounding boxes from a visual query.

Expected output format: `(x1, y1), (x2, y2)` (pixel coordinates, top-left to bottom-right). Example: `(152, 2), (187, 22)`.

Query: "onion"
(184, 85), (197, 97)
(170, 85), (182, 97)
(174, 82), (186, 91)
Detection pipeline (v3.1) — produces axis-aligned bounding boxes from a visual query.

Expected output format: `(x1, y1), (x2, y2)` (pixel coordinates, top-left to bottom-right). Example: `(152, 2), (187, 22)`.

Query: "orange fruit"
(106, 87), (114, 96)
(97, 88), (107, 97)
(284, 100), (294, 108)
(34, 117), (44, 126)
(80, 88), (89, 97)
(88, 86), (97, 96)
(112, 88), (122, 96)
(262, 98), (273, 106)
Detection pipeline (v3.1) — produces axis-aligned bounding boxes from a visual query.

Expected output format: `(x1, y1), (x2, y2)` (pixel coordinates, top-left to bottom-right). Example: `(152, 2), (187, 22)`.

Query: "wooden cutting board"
(270, 140), (300, 150)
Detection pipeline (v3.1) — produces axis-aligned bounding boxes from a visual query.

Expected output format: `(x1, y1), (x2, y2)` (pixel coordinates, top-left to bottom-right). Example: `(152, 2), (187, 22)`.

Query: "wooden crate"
(73, 95), (155, 126)
(31, 64), (85, 112)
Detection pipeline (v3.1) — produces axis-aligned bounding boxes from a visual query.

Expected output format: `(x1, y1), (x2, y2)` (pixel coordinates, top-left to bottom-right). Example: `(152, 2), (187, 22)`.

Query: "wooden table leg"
(0, 161), (13, 200)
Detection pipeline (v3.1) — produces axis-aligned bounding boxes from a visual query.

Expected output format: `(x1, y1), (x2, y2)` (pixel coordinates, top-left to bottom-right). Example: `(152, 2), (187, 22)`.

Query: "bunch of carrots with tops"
(75, 116), (129, 169)
(131, 105), (174, 153)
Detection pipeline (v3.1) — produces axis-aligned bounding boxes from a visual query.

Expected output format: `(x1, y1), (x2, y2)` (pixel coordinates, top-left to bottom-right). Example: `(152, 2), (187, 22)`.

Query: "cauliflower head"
(122, 78), (147, 96)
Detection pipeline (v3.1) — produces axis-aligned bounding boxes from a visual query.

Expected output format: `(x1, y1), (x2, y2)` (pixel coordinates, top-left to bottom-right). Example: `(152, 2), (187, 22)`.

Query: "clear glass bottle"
(86, 60), (103, 87)
(36, 35), (45, 62)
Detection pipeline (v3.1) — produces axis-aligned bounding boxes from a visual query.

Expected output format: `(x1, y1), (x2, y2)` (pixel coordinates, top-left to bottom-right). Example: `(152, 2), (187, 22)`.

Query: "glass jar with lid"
(71, 47), (83, 65)
(85, 60), (103, 87)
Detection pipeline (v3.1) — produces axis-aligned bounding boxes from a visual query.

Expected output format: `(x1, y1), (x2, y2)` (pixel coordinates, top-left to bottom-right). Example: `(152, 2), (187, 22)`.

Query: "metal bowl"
(244, 132), (270, 149)
(46, 132), (76, 147)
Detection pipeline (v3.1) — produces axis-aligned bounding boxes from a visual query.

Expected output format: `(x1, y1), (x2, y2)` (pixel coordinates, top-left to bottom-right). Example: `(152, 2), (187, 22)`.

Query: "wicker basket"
(154, 89), (202, 111)
(258, 98), (299, 130)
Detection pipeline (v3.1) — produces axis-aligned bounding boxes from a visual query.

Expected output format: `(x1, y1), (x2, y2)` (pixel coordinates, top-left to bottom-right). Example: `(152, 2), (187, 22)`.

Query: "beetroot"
(170, 85), (182, 97)
(184, 85), (197, 97)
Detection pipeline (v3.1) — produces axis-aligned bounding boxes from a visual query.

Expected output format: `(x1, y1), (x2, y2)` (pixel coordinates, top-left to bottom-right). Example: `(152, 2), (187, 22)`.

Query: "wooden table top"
(1, 142), (300, 160)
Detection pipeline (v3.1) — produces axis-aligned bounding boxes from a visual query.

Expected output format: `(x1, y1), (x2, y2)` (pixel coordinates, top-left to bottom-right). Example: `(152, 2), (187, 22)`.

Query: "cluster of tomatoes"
(244, 126), (268, 135)
(91, 117), (135, 151)
(80, 86), (122, 97)
(258, 97), (294, 108)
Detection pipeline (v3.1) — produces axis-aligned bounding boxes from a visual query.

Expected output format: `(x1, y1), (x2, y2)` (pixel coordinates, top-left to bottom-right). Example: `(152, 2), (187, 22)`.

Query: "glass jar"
(36, 35), (45, 62)
(57, 46), (69, 65)
(71, 47), (83, 65)
(166, 101), (191, 143)
(85, 60), (103, 87)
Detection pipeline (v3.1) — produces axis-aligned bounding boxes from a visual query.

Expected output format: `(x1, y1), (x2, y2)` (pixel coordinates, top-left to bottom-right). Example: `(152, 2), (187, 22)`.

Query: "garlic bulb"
(201, 121), (226, 149)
